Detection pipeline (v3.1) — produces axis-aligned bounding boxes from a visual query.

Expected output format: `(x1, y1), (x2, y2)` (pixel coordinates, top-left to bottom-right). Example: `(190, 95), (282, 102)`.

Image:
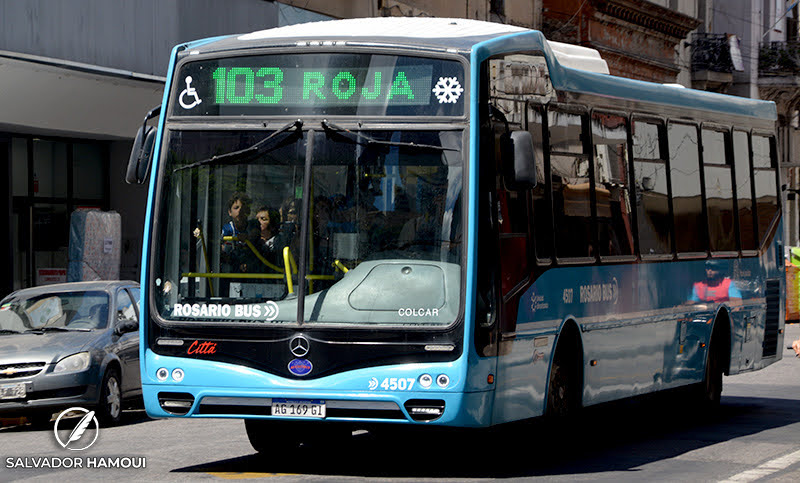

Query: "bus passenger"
(689, 259), (742, 304)
(273, 197), (301, 265)
(252, 205), (280, 267)
(221, 191), (255, 272)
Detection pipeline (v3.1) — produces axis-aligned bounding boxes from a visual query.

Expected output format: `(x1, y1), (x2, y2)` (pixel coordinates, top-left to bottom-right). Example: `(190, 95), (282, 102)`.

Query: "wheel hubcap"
(107, 378), (121, 418)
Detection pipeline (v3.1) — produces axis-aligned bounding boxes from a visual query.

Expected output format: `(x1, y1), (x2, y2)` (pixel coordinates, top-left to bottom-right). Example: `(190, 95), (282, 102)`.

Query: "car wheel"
(97, 368), (122, 426)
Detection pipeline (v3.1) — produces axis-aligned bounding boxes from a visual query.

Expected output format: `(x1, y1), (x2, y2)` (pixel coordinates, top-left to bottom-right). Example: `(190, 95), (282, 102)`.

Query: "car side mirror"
(126, 105), (161, 184)
(115, 319), (139, 335)
(502, 130), (537, 190)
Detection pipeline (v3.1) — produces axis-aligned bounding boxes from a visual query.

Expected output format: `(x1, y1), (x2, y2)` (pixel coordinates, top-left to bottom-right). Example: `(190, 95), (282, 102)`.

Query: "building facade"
(4, 0), (794, 299)
(0, 0), (330, 298)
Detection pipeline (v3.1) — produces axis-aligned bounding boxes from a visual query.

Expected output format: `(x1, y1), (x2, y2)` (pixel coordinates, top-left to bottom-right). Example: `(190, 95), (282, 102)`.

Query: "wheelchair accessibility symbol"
(179, 76), (202, 110)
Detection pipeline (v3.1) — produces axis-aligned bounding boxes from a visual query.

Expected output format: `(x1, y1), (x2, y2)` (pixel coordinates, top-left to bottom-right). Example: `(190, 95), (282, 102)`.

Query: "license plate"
(0, 382), (26, 400)
(271, 399), (326, 418)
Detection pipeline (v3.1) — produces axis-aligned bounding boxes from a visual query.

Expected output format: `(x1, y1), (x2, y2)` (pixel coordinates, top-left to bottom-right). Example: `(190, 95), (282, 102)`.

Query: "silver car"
(0, 281), (141, 427)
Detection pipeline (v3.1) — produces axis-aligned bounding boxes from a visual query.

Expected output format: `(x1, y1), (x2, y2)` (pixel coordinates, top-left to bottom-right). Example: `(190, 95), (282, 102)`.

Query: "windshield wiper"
(320, 120), (458, 152)
(26, 327), (91, 333)
(173, 119), (304, 173)
(0, 329), (21, 335)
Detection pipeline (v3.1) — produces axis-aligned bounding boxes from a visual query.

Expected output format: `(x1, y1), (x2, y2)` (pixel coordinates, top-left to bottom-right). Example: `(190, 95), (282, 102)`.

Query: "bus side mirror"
(502, 130), (537, 190)
(126, 105), (161, 184)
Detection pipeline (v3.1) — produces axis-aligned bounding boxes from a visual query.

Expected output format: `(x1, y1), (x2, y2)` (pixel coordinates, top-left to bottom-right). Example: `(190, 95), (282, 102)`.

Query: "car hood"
(0, 331), (100, 364)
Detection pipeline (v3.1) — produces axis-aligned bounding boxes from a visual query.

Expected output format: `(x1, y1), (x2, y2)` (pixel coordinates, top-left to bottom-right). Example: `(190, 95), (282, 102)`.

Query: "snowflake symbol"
(432, 77), (464, 104)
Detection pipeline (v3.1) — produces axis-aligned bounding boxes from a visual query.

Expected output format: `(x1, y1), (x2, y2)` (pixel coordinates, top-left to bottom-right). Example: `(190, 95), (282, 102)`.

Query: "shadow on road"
(171, 394), (800, 479)
(0, 409), (152, 433)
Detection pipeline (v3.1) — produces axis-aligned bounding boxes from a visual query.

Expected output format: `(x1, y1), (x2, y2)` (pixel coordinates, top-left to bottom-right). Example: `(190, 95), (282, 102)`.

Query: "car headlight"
(53, 352), (91, 374)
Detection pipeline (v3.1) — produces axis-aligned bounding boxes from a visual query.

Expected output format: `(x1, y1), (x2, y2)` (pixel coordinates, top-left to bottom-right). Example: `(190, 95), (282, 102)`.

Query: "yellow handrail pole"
(221, 236), (284, 273)
(195, 227), (214, 296)
(244, 240), (283, 273)
(333, 259), (349, 273)
(283, 247), (294, 294)
(183, 272), (286, 280)
(308, 184), (315, 294)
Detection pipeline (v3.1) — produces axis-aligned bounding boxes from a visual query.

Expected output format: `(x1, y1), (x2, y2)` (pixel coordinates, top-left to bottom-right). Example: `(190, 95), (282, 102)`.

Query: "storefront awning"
(0, 51), (165, 140)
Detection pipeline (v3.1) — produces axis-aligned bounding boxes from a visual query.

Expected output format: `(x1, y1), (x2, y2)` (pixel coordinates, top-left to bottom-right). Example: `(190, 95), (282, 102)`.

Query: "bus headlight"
(419, 374), (433, 388)
(53, 352), (91, 374)
(172, 368), (185, 382)
(156, 368), (169, 381)
(436, 374), (450, 388)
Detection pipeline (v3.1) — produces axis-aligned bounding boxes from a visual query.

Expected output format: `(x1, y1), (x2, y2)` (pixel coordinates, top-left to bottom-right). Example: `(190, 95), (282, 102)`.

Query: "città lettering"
(187, 340), (217, 355)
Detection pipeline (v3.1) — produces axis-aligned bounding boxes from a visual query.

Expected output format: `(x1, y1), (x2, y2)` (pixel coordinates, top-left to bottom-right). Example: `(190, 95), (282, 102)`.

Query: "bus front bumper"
(142, 352), (492, 427)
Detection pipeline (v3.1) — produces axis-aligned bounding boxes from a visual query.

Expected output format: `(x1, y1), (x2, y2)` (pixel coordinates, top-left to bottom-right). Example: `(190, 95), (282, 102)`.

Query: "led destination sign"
(172, 53), (465, 117)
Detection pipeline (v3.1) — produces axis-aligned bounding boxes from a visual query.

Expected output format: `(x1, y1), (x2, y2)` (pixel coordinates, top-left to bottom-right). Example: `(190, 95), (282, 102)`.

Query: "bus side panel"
(491, 257), (774, 421)
(491, 329), (556, 423)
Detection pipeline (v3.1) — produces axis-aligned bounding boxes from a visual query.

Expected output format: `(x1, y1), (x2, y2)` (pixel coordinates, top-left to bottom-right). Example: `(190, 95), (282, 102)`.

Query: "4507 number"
(370, 377), (416, 391)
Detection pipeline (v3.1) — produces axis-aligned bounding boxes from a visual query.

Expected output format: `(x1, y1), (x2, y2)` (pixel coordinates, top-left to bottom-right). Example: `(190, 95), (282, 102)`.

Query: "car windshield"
(153, 127), (464, 327)
(0, 291), (110, 331)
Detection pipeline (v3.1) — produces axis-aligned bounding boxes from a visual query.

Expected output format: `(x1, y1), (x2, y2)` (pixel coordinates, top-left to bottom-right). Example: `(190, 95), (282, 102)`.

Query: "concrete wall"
(0, 0), (280, 76)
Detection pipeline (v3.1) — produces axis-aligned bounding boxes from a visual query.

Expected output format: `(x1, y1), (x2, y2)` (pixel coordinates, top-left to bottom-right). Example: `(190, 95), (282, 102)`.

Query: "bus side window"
(752, 135), (779, 244)
(527, 105), (552, 263)
(702, 128), (736, 253)
(632, 120), (672, 257)
(592, 112), (634, 258)
(668, 122), (706, 255)
(549, 108), (593, 260)
(733, 130), (757, 251)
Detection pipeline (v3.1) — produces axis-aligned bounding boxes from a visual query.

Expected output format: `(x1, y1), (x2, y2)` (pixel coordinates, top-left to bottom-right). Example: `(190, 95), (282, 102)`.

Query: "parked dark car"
(0, 281), (141, 426)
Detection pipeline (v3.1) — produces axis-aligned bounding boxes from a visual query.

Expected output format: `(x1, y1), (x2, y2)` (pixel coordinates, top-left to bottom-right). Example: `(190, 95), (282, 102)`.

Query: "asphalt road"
(2, 324), (800, 482)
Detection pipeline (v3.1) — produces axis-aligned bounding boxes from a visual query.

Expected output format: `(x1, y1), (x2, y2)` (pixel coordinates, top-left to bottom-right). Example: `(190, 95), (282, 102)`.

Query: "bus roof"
(184, 17), (776, 122)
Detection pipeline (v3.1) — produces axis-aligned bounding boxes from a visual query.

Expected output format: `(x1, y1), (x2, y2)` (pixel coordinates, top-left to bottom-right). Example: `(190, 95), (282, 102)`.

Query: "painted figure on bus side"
(689, 259), (742, 304)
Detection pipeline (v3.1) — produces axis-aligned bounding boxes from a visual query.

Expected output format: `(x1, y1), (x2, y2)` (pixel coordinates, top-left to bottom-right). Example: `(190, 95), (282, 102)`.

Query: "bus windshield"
(152, 127), (464, 327)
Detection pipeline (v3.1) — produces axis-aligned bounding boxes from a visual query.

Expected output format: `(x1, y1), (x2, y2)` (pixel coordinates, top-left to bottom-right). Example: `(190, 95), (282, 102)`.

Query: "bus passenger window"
(752, 135), (779, 242)
(632, 120), (671, 256)
(527, 106), (552, 262)
(733, 131), (757, 251)
(592, 112), (634, 257)
(668, 122), (705, 254)
(702, 128), (736, 253)
(549, 109), (592, 259)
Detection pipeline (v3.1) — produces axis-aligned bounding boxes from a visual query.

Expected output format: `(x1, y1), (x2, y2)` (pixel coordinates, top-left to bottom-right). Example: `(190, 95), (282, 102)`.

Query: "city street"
(1, 324), (800, 482)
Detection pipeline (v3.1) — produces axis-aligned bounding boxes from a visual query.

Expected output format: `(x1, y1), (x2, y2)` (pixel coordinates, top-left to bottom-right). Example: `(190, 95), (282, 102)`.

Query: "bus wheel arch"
(545, 319), (584, 417)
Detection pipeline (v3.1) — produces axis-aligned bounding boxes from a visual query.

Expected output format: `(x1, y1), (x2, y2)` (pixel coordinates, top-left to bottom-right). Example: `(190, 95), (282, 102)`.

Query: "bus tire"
(546, 325), (582, 418)
(698, 335), (724, 408)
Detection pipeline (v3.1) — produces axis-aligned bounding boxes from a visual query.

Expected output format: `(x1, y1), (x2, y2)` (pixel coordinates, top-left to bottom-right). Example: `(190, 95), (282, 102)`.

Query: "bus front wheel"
(546, 328), (582, 418)
(697, 338), (724, 407)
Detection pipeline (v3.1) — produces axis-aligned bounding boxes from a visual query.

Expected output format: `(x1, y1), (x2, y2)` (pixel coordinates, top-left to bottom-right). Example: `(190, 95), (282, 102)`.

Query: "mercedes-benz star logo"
(289, 335), (309, 357)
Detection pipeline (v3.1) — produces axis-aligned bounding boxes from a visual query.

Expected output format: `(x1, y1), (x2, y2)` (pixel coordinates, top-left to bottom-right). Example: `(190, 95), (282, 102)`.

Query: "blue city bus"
(127, 17), (785, 451)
